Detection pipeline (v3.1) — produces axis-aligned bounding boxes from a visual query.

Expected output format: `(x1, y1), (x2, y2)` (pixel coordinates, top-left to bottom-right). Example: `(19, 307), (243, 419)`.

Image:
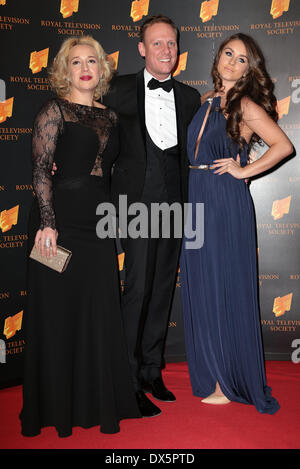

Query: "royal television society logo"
(108, 51), (119, 70)
(0, 205), (19, 232)
(41, 1), (100, 37)
(270, 0), (290, 19)
(200, 0), (219, 23)
(277, 96), (291, 119)
(9, 47), (50, 91)
(0, 97), (13, 124)
(273, 293), (292, 318)
(181, 0), (237, 40)
(251, 0), (297, 36)
(60, 0), (79, 19)
(130, 0), (149, 23)
(262, 292), (299, 335)
(111, 0), (149, 38)
(271, 196), (291, 221)
(3, 311), (23, 340)
(173, 52), (188, 77)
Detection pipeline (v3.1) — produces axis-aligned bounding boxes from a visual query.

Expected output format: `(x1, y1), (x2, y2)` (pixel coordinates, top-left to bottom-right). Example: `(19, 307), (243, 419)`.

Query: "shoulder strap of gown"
(194, 98), (213, 161)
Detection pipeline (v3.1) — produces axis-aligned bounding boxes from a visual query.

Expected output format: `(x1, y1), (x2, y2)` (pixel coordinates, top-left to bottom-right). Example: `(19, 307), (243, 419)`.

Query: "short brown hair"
(139, 15), (178, 43)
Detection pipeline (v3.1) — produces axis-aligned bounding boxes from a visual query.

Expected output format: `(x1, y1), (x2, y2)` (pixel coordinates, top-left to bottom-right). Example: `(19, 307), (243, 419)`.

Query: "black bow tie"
(147, 77), (173, 93)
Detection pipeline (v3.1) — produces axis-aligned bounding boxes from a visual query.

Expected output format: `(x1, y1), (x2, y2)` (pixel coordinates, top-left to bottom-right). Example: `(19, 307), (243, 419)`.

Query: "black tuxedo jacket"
(103, 69), (201, 206)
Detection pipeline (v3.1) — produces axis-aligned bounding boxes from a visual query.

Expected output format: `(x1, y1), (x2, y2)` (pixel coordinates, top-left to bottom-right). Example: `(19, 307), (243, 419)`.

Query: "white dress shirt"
(144, 68), (178, 150)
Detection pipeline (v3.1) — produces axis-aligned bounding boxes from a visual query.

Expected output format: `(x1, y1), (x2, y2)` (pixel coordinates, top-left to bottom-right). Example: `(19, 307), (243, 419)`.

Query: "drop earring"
(99, 77), (103, 102)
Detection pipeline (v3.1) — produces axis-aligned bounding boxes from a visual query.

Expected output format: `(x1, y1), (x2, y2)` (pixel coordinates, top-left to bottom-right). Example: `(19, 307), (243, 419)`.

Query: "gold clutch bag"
(29, 244), (72, 273)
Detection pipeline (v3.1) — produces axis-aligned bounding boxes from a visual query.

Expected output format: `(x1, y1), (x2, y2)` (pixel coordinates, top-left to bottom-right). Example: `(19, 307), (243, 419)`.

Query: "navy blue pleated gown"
(180, 96), (279, 414)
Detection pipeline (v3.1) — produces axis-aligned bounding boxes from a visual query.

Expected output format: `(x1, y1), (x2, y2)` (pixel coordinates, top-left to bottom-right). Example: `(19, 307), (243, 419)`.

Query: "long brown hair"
(211, 33), (278, 150)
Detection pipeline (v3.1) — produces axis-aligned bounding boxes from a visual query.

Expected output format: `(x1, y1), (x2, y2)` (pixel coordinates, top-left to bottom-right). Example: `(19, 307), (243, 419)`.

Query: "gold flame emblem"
(29, 48), (49, 74)
(271, 196), (291, 221)
(60, 0), (79, 19)
(0, 97), (14, 124)
(200, 0), (219, 23)
(273, 293), (292, 317)
(4, 311), (23, 340)
(0, 205), (19, 233)
(270, 0), (290, 19)
(130, 0), (149, 22)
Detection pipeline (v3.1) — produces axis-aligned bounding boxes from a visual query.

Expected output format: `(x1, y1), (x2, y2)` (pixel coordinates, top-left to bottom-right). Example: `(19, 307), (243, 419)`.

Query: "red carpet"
(0, 361), (299, 450)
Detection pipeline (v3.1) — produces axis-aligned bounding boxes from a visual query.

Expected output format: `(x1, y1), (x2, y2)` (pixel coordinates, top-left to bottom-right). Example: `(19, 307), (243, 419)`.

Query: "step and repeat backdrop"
(0, 0), (300, 387)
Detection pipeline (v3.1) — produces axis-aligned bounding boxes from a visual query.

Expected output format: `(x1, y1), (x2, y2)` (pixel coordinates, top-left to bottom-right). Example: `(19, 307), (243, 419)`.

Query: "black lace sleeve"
(32, 100), (63, 230)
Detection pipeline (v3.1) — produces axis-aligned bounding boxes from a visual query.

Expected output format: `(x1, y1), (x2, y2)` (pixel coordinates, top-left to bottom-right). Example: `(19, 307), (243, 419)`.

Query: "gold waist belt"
(189, 164), (210, 170)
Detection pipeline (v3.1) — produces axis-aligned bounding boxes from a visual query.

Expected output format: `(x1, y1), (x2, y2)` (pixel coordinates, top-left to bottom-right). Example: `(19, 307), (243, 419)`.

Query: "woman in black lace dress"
(20, 36), (140, 437)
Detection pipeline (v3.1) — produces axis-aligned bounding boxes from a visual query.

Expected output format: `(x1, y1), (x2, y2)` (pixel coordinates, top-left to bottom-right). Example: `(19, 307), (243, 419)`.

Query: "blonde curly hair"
(48, 36), (114, 100)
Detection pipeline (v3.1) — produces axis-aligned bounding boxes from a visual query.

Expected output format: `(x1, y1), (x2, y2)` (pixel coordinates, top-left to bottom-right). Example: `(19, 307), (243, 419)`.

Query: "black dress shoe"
(135, 391), (161, 417)
(143, 377), (176, 402)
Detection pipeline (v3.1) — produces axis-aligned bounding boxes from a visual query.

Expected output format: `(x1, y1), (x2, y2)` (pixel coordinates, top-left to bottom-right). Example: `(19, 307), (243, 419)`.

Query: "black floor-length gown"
(20, 98), (141, 437)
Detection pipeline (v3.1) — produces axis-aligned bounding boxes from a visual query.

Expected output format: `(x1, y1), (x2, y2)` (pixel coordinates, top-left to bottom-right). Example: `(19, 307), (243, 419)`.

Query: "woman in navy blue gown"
(180, 33), (292, 413)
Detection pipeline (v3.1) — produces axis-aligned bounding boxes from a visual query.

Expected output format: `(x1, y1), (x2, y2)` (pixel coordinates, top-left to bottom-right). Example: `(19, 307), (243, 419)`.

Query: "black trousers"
(119, 208), (182, 391)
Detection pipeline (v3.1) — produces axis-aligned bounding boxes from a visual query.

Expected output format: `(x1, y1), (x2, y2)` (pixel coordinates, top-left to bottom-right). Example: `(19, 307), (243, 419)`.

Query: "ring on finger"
(45, 238), (51, 248)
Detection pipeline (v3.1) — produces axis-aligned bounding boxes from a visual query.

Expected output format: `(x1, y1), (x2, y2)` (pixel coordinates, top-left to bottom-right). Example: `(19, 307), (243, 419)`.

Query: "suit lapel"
(172, 79), (186, 152)
(136, 69), (146, 149)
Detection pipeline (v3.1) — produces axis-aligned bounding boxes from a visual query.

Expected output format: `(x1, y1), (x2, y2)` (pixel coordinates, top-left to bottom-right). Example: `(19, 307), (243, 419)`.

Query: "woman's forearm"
(242, 140), (293, 179)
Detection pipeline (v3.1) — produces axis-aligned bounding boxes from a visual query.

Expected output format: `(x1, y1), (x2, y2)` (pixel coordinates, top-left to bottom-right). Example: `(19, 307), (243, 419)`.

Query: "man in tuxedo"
(103, 15), (200, 417)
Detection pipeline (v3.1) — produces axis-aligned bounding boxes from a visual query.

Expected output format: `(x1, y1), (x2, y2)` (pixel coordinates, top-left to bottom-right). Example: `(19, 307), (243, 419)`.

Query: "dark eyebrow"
(224, 47), (248, 59)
